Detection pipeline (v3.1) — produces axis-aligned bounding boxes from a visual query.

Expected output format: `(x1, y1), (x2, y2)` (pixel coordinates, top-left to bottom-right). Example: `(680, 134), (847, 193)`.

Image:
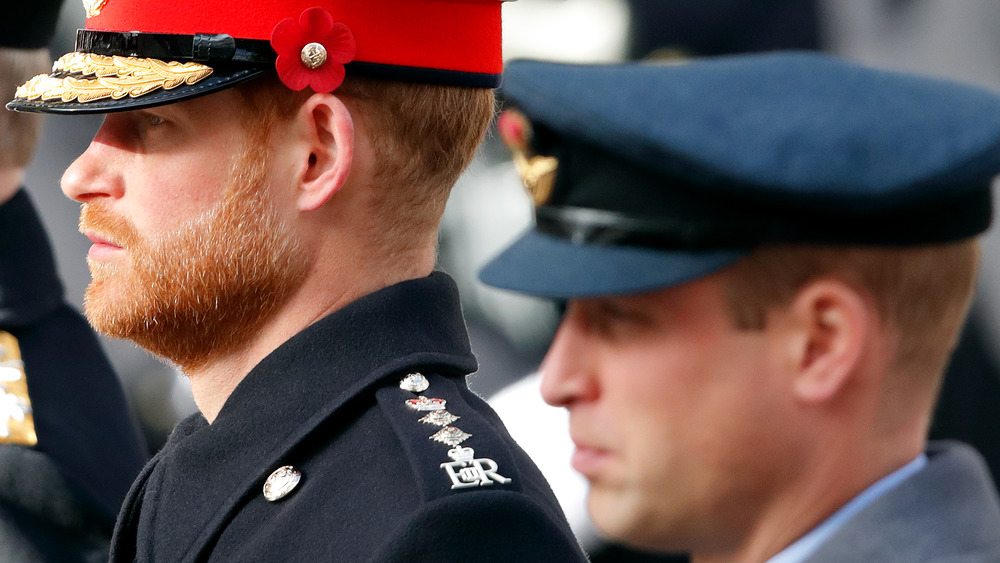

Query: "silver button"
(263, 466), (302, 502)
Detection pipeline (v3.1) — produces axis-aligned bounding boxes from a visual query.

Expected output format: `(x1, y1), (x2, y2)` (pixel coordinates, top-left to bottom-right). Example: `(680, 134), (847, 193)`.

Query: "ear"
(295, 93), (354, 212)
(784, 279), (872, 404)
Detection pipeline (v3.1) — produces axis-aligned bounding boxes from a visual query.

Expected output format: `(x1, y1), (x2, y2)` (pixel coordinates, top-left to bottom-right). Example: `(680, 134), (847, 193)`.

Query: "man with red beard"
(6, 1), (586, 561)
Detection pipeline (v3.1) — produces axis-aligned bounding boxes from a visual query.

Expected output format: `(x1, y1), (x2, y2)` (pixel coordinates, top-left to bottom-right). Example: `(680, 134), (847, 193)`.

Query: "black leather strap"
(535, 184), (992, 250)
(535, 204), (757, 249)
(76, 29), (275, 66)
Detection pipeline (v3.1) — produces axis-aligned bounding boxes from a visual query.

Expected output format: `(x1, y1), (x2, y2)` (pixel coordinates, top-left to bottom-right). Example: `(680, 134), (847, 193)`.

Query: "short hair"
(0, 48), (50, 169)
(235, 75), (495, 254)
(723, 241), (980, 383)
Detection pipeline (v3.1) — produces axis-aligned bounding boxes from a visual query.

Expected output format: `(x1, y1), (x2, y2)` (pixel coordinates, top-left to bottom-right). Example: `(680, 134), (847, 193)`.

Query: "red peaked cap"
(7, 0), (508, 114)
(88, 0), (504, 76)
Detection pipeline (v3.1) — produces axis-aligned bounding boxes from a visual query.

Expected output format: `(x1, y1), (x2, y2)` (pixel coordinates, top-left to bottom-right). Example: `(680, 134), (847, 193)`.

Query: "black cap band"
(536, 187), (992, 250)
(76, 29), (274, 66)
(536, 138), (993, 250)
(73, 29), (502, 88)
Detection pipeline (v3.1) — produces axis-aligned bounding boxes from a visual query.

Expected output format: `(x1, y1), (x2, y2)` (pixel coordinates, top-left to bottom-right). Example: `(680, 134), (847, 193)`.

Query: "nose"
(61, 122), (125, 202)
(540, 304), (599, 408)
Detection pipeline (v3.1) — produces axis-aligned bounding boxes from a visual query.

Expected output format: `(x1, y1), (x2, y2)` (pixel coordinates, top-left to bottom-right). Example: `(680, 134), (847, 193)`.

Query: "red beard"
(79, 152), (308, 372)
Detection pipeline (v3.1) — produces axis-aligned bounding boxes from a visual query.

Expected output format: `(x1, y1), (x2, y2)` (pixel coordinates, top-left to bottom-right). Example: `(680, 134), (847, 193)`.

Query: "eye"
(132, 110), (167, 129)
(573, 299), (651, 342)
(595, 299), (656, 336)
(598, 300), (641, 324)
(134, 112), (170, 146)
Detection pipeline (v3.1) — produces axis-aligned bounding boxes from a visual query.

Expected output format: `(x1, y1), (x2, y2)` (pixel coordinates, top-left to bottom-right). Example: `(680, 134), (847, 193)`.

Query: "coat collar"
(805, 441), (1000, 562)
(114, 272), (477, 562)
(213, 270), (477, 429)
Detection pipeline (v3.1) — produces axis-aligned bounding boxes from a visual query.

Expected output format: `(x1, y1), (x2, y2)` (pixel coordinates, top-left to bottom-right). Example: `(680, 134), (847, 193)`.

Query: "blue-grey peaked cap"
(479, 53), (1000, 299)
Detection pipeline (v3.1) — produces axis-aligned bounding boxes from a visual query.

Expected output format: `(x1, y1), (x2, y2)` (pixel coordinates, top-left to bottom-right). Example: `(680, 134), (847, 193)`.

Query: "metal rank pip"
(399, 373), (512, 490)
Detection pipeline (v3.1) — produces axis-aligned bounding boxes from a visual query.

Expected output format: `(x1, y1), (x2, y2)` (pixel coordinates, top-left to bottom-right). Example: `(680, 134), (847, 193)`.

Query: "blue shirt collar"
(766, 453), (929, 563)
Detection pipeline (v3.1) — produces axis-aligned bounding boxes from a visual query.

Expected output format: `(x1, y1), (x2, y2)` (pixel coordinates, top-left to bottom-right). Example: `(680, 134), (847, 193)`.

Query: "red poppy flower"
(497, 110), (533, 151)
(271, 7), (357, 93)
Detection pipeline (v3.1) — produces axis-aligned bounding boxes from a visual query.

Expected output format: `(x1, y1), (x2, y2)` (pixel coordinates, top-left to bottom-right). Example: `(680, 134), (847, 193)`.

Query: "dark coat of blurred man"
(0, 1), (146, 561)
(481, 55), (1000, 562)
(6, 0), (586, 560)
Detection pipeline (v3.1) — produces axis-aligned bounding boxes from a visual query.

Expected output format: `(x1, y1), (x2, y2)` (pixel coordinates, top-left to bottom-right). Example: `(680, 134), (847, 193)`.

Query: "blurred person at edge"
(0, 1), (147, 561)
(480, 55), (1000, 562)
(6, 0), (587, 561)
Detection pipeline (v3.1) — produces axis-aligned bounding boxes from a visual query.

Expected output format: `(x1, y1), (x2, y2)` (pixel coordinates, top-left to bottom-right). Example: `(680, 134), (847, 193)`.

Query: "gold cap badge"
(82, 0), (108, 18)
(497, 109), (558, 207)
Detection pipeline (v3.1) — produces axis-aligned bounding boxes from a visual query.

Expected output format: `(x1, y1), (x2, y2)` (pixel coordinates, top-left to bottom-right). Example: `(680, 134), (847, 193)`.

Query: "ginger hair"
(724, 241), (979, 385)
(234, 74), (495, 254)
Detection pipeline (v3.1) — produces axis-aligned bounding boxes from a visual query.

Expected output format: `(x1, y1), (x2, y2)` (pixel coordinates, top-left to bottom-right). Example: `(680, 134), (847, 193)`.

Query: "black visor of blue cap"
(479, 53), (1000, 299)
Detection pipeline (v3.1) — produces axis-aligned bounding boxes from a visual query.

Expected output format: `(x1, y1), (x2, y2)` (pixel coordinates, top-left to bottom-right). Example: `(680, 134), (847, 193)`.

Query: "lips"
(568, 424), (614, 478)
(83, 231), (126, 261)
(79, 203), (141, 254)
(571, 444), (614, 479)
(84, 232), (121, 248)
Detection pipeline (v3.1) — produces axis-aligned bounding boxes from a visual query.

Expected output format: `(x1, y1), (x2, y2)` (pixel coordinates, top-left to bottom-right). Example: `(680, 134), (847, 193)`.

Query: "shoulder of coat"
(375, 372), (522, 503)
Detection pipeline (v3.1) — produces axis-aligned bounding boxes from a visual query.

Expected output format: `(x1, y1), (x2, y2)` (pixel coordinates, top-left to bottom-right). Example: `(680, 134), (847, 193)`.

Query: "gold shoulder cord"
(0, 332), (37, 446)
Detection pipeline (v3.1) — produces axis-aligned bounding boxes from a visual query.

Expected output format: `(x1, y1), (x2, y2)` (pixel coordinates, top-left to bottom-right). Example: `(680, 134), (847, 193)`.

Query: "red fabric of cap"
(87, 0), (504, 74)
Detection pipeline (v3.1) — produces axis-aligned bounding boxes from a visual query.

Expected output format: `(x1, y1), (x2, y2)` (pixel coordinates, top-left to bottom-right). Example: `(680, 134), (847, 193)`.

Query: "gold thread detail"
(498, 109), (559, 206)
(512, 151), (558, 207)
(0, 332), (36, 446)
(15, 53), (213, 104)
(82, 0), (108, 17)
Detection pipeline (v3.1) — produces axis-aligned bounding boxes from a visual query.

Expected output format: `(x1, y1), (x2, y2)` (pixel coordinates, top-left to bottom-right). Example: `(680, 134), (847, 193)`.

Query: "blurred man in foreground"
(7, 0), (585, 560)
(0, 1), (146, 560)
(481, 54), (1000, 562)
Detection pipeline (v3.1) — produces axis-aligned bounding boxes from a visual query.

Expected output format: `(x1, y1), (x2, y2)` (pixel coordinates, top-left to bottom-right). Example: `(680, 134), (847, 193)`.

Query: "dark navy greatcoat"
(110, 272), (587, 562)
(0, 190), (147, 562)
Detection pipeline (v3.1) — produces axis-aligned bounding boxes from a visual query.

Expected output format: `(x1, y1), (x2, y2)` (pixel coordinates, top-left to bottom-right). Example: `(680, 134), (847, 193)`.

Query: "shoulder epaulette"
(376, 372), (522, 502)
